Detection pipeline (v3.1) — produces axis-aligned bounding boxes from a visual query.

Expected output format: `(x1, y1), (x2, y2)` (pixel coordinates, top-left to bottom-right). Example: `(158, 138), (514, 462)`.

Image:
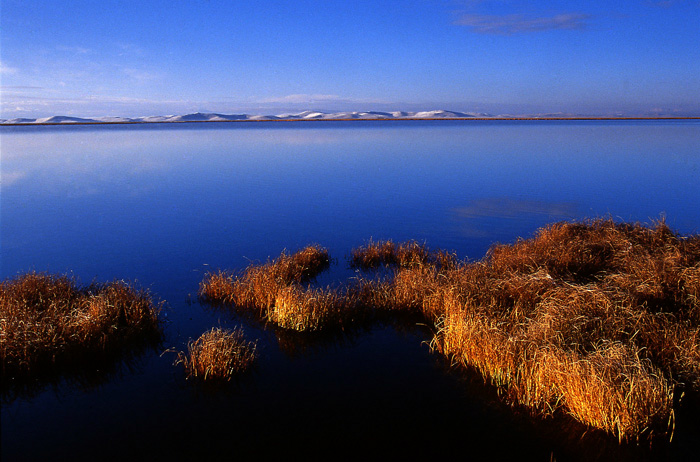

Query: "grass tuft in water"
(199, 244), (330, 310)
(350, 238), (456, 270)
(423, 218), (699, 441)
(177, 327), (257, 380)
(197, 217), (700, 441)
(0, 272), (162, 381)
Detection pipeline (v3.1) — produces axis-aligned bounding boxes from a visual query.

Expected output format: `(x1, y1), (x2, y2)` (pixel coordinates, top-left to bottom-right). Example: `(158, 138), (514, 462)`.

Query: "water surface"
(2, 120), (699, 460)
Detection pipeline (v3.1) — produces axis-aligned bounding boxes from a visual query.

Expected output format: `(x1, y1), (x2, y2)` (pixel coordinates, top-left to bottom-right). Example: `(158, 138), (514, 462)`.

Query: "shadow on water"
(3, 291), (698, 461)
(0, 334), (163, 404)
(195, 295), (690, 461)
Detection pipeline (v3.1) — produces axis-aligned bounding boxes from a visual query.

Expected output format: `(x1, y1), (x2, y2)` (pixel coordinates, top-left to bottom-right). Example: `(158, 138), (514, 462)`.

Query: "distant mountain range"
(2, 109), (695, 125)
(0, 110), (500, 125)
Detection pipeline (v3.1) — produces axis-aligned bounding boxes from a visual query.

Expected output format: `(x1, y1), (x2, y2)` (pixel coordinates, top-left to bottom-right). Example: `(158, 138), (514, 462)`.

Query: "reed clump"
(177, 327), (257, 380)
(343, 219), (698, 440)
(271, 285), (345, 331)
(199, 245), (352, 331)
(199, 244), (330, 310)
(198, 218), (699, 441)
(0, 272), (161, 379)
(350, 238), (457, 270)
(421, 218), (699, 441)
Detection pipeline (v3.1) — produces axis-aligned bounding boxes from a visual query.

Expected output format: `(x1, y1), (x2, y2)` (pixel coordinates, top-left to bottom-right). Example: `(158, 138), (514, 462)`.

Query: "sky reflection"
(1, 120), (699, 286)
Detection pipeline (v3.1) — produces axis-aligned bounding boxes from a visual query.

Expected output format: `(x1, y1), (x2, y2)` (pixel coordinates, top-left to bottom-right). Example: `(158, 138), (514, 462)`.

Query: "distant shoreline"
(2, 116), (699, 127)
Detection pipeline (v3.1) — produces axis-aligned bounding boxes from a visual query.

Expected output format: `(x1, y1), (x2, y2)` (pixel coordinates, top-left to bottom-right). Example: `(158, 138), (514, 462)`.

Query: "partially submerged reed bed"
(350, 238), (457, 271)
(424, 218), (700, 442)
(199, 244), (330, 310)
(0, 272), (162, 381)
(177, 327), (257, 380)
(199, 245), (348, 331)
(198, 242), (452, 331)
(199, 218), (700, 442)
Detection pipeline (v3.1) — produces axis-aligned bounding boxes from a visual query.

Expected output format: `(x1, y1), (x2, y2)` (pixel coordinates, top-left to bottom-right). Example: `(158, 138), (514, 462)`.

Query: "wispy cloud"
(122, 68), (161, 83)
(647, 0), (700, 7)
(1, 85), (43, 90)
(0, 62), (18, 74)
(1, 171), (28, 188)
(258, 94), (348, 104)
(455, 12), (591, 34)
(256, 94), (388, 109)
(116, 42), (147, 57)
(650, 0), (677, 6)
(56, 45), (91, 55)
(0, 91), (194, 118)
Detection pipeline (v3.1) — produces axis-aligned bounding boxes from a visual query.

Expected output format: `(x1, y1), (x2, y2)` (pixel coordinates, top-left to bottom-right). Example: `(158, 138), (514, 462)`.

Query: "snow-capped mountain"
(0, 110), (493, 125)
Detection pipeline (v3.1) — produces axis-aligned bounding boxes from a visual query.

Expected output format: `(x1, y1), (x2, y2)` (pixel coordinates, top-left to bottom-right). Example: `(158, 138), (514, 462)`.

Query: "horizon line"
(3, 116), (700, 127)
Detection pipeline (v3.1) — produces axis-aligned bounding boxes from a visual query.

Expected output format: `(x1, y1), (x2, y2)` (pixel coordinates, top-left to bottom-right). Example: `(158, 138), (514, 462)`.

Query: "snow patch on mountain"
(1, 110), (496, 125)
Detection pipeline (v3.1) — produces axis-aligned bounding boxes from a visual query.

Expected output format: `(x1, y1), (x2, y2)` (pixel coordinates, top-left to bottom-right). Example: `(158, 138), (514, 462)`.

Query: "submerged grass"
(177, 327), (257, 380)
(199, 217), (700, 442)
(0, 272), (162, 381)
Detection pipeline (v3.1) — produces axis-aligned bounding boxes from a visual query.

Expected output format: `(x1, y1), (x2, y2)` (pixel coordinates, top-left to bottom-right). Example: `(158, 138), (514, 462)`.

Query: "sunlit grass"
(350, 238), (456, 270)
(177, 327), (257, 380)
(0, 272), (162, 380)
(425, 218), (699, 441)
(271, 285), (344, 331)
(199, 244), (330, 310)
(198, 217), (700, 441)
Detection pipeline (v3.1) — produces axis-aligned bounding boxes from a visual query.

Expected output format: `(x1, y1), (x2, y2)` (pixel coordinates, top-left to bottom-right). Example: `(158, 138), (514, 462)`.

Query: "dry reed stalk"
(434, 308), (674, 439)
(1, 272), (161, 378)
(681, 265), (700, 319)
(345, 277), (391, 310)
(270, 285), (344, 331)
(197, 271), (238, 304)
(178, 327), (257, 380)
(349, 239), (400, 269)
(194, 218), (699, 440)
(198, 245), (330, 310)
(419, 218), (700, 441)
(552, 343), (673, 442)
(267, 278), (393, 331)
(389, 264), (441, 311)
(434, 309), (523, 390)
(350, 239), (439, 269)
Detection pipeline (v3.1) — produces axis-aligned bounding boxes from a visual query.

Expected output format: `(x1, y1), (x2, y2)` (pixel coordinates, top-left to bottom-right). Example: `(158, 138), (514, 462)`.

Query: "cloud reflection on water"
(451, 197), (580, 239)
(454, 197), (579, 219)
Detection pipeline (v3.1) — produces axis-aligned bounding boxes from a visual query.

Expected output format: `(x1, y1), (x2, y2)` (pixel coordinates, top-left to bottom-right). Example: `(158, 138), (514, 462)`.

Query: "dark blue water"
(2, 120), (699, 460)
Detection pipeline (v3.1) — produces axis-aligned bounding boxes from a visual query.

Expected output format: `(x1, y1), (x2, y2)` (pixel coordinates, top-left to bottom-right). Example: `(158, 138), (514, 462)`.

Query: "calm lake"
(2, 120), (699, 460)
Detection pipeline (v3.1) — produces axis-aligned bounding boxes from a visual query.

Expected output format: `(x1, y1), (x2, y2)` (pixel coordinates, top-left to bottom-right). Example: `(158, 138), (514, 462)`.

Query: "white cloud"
(0, 62), (18, 74)
(455, 12), (591, 34)
(122, 68), (161, 83)
(0, 92), (194, 118)
(258, 94), (346, 104)
(1, 171), (27, 188)
(256, 94), (389, 110)
(116, 42), (147, 57)
(56, 45), (91, 55)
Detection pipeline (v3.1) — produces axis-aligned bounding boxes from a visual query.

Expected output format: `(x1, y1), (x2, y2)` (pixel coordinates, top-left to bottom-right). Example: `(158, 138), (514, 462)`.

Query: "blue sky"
(1, 0), (699, 118)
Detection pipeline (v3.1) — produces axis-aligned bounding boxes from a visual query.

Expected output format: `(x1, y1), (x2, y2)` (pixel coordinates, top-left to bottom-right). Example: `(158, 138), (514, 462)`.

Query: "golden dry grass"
(0, 272), (161, 379)
(350, 238), (457, 270)
(423, 218), (699, 441)
(199, 244), (330, 310)
(197, 218), (699, 441)
(271, 285), (344, 331)
(177, 327), (257, 380)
